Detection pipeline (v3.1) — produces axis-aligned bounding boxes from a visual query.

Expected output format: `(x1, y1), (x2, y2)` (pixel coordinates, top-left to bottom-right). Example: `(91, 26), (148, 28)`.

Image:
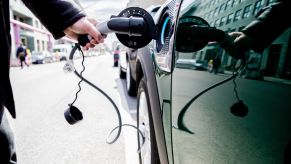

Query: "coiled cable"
(68, 44), (145, 150)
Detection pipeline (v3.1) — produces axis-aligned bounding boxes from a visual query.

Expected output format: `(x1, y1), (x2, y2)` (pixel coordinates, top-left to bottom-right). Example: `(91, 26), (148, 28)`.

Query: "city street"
(8, 53), (291, 164)
(8, 54), (139, 164)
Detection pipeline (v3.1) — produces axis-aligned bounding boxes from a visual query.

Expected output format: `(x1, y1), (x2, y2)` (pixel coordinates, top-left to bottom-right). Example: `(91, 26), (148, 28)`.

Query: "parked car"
(31, 51), (49, 64)
(119, 48), (138, 96)
(176, 59), (208, 70)
(119, 5), (161, 96)
(118, 50), (127, 78)
(125, 0), (291, 164)
(44, 52), (55, 63)
(52, 44), (72, 61)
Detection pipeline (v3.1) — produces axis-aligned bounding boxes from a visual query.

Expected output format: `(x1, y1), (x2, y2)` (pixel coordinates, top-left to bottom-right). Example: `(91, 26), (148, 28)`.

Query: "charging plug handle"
(78, 17), (146, 47)
(108, 17), (146, 36)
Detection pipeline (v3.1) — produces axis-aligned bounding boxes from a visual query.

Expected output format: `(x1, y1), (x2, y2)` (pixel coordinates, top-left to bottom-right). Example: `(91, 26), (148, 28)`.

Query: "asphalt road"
(9, 54), (139, 164)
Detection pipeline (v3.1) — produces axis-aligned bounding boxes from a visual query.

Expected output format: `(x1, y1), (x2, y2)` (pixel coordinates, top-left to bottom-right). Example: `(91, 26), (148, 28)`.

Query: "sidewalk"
(223, 70), (291, 85)
(263, 76), (291, 85)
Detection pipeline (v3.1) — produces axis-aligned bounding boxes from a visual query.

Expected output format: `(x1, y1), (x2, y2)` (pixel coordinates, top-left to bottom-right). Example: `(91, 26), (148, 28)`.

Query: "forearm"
(22, 0), (85, 39)
(242, 1), (291, 52)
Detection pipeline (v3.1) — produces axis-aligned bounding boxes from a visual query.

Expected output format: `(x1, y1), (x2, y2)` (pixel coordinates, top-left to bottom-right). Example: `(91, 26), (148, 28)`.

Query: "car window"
(53, 48), (62, 53)
(170, 0), (291, 163)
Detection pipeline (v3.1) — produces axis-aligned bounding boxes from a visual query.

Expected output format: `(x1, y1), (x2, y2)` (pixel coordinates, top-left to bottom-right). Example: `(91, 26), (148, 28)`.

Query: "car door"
(170, 0), (291, 163)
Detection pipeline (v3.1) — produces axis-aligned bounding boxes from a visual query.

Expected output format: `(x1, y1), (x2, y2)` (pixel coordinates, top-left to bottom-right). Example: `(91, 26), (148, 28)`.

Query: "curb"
(263, 77), (291, 85)
(224, 71), (291, 85)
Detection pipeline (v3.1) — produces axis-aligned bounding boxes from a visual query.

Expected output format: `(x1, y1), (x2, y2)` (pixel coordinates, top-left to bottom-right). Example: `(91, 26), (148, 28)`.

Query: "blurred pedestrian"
(208, 59), (213, 72)
(210, 57), (221, 74)
(113, 46), (120, 67)
(0, 0), (104, 163)
(25, 48), (31, 65)
(16, 43), (29, 69)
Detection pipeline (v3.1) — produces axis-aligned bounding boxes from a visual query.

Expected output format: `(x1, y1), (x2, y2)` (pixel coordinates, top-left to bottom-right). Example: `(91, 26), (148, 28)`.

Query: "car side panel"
(137, 46), (169, 164)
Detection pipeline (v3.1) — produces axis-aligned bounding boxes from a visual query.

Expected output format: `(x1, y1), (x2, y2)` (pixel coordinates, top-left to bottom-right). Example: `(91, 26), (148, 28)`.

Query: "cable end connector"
(75, 43), (82, 51)
(63, 60), (75, 73)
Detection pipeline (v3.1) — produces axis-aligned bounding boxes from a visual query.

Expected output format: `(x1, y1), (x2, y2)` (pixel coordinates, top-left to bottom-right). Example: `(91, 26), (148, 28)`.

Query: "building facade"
(192, 0), (290, 79)
(9, 0), (73, 64)
(10, 0), (51, 59)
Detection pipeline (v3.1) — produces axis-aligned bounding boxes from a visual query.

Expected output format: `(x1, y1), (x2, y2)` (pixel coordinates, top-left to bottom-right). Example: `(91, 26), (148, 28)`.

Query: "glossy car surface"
(133, 0), (291, 164)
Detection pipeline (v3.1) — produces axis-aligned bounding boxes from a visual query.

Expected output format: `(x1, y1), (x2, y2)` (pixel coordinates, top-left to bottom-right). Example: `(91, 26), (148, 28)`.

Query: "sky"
(77, 0), (130, 21)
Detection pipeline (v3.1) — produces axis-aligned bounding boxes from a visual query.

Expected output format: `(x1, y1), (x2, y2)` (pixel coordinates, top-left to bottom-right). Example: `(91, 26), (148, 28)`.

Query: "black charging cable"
(176, 59), (248, 134)
(65, 44), (145, 150)
(69, 46), (86, 107)
(232, 64), (241, 102)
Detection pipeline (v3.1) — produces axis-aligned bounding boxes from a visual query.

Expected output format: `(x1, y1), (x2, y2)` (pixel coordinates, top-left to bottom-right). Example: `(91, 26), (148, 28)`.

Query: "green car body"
(133, 0), (291, 163)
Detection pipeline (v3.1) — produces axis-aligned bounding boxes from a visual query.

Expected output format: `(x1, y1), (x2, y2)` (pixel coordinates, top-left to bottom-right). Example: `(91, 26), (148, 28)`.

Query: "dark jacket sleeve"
(242, 0), (291, 52)
(22, 0), (86, 39)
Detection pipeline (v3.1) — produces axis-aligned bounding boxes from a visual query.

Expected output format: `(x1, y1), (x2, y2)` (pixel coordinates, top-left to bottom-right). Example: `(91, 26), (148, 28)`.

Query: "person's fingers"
(82, 46), (88, 51)
(233, 33), (246, 43)
(84, 18), (103, 43)
(99, 37), (104, 43)
(63, 17), (105, 49)
(228, 32), (242, 43)
(84, 42), (94, 49)
(66, 17), (101, 41)
(233, 32), (254, 51)
(86, 18), (105, 42)
(90, 39), (98, 45)
(88, 35), (103, 47)
(224, 32), (252, 59)
(229, 32), (243, 37)
(88, 43), (95, 48)
(82, 43), (95, 51)
(87, 17), (98, 26)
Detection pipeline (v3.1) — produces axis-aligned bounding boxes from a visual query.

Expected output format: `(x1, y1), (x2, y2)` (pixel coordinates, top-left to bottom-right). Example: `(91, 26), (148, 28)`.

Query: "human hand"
(223, 32), (254, 59)
(64, 17), (104, 50)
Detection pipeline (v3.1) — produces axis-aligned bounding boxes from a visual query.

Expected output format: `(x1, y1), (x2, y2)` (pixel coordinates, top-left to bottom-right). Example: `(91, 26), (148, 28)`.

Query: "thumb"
(84, 18), (102, 43)
(229, 32), (243, 37)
